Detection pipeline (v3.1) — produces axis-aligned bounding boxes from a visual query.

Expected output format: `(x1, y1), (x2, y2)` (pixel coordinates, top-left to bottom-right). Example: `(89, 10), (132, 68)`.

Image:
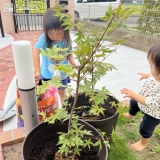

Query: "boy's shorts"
(39, 76), (71, 90)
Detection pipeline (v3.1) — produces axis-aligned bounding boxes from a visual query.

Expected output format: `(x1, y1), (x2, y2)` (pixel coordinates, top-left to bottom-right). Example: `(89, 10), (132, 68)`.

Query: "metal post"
(0, 11), (5, 37)
(47, 0), (50, 9)
(11, 0), (18, 33)
(25, 10), (30, 31)
(19, 88), (39, 135)
(88, 5), (90, 21)
(25, 0), (30, 31)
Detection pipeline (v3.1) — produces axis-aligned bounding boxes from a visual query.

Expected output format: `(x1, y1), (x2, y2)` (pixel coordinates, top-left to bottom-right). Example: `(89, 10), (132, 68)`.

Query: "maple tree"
(38, 1), (135, 158)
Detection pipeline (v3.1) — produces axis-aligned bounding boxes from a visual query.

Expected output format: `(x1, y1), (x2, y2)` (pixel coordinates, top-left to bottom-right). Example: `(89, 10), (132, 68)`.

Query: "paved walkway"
(0, 33), (14, 49)
(0, 31), (42, 132)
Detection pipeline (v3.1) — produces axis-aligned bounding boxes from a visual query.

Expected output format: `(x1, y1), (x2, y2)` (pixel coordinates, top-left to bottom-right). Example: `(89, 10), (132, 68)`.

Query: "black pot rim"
(69, 93), (119, 122)
(85, 111), (119, 122)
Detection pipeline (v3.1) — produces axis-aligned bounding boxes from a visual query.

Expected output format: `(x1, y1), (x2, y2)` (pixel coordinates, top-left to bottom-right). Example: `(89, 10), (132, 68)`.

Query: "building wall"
(0, 0), (15, 34)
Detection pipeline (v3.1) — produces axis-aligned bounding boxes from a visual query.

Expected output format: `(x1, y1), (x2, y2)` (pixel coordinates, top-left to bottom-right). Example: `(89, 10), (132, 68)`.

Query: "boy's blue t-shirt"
(35, 34), (72, 80)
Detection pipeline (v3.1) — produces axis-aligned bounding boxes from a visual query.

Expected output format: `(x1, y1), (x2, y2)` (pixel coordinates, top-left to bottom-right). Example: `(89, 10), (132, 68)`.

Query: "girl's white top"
(138, 76), (160, 119)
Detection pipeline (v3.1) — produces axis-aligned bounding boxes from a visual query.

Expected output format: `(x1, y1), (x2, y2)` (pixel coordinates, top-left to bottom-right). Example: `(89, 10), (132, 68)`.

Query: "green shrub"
(137, 0), (160, 37)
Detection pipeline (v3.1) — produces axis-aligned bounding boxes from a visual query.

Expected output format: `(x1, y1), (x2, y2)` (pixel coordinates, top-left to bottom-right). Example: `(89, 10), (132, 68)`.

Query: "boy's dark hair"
(43, 8), (71, 48)
(147, 43), (160, 74)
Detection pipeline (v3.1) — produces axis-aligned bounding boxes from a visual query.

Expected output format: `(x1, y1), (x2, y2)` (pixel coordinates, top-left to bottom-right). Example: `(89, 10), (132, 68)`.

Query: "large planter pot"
(67, 94), (119, 144)
(22, 119), (108, 160)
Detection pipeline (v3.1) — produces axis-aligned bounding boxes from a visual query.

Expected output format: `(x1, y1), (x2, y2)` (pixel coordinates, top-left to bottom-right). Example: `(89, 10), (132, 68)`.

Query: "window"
(77, 0), (116, 3)
(95, 0), (109, 1)
(87, 0), (95, 2)
(77, 0), (83, 3)
(77, 0), (95, 3)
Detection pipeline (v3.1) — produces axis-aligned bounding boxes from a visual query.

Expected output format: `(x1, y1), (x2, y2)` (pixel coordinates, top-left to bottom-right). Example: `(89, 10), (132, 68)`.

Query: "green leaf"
(41, 80), (48, 87)
(74, 22), (86, 31)
(74, 147), (82, 156)
(79, 79), (93, 95)
(89, 87), (111, 106)
(93, 139), (102, 153)
(40, 48), (47, 56)
(84, 139), (93, 149)
(89, 105), (106, 116)
(115, 5), (122, 18)
(36, 84), (47, 95)
(81, 129), (93, 136)
(64, 25), (72, 31)
(50, 54), (64, 61)
(58, 64), (73, 75)
(47, 76), (62, 88)
(45, 113), (57, 124)
(104, 140), (110, 149)
(44, 107), (69, 124)
(46, 48), (51, 53)
(38, 111), (46, 121)
(66, 85), (75, 98)
(113, 39), (125, 45)
(108, 5), (113, 16)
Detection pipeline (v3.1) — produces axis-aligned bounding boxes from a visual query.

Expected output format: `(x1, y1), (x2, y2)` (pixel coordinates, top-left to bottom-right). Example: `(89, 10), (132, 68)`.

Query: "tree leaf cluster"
(40, 107), (69, 124)
(57, 117), (103, 157)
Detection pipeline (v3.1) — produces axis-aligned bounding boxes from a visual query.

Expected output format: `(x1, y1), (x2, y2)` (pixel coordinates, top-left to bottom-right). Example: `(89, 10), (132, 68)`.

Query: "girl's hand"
(68, 60), (79, 69)
(34, 71), (40, 85)
(120, 88), (135, 98)
(138, 72), (150, 81)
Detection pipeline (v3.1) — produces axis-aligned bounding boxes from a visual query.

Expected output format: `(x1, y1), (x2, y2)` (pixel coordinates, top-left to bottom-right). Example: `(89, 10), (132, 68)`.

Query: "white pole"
(12, 40), (39, 135)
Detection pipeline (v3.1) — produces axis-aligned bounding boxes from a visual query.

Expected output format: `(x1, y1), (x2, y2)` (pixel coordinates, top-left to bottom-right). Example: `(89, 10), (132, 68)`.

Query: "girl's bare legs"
(58, 89), (66, 102)
(124, 113), (151, 151)
(124, 113), (134, 120)
(130, 137), (151, 151)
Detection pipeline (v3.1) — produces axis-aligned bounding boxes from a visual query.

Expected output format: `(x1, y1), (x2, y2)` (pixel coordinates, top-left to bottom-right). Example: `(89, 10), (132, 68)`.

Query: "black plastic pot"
(67, 94), (119, 144)
(22, 119), (108, 160)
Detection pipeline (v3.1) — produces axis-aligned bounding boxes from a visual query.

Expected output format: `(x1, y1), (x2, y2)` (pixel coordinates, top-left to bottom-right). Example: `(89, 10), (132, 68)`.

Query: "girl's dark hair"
(147, 43), (160, 74)
(43, 8), (71, 48)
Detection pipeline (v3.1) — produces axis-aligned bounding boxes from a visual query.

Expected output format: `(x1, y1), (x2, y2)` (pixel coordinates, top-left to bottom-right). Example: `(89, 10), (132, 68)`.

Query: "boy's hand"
(120, 88), (135, 98)
(138, 72), (150, 81)
(34, 71), (40, 85)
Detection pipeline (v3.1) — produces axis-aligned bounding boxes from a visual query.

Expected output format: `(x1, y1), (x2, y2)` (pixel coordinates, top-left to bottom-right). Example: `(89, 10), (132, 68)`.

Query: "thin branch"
(68, 70), (81, 132)
(79, 13), (116, 71)
(94, 16), (129, 53)
(91, 57), (94, 89)
(79, 45), (121, 82)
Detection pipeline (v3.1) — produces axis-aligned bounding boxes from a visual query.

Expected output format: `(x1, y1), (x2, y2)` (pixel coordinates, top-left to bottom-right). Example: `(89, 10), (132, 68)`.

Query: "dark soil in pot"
(66, 93), (119, 143)
(67, 93), (118, 120)
(23, 119), (108, 160)
(29, 134), (99, 160)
